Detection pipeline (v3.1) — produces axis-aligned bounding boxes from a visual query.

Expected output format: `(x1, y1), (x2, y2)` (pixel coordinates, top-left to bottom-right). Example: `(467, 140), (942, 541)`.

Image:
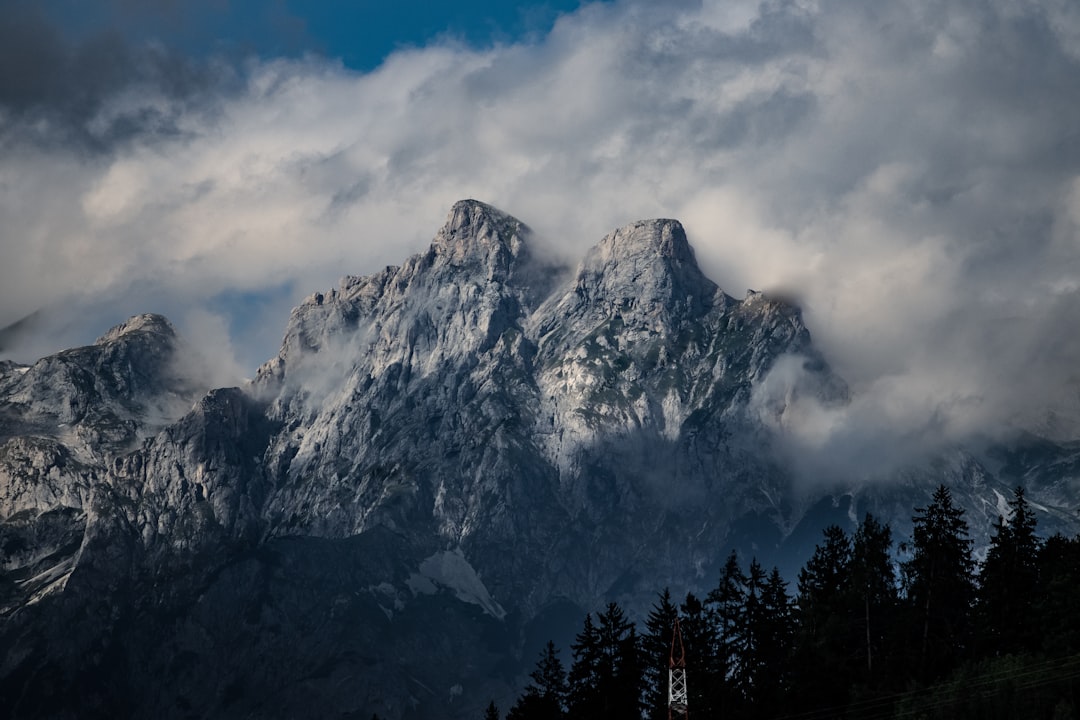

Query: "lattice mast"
(669, 616), (689, 719)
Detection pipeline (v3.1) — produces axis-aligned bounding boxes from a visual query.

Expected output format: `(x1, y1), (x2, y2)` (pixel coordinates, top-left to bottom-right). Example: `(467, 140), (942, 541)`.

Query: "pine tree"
(567, 614), (602, 719)
(508, 641), (567, 720)
(680, 591), (720, 716)
(566, 603), (643, 719)
(1036, 533), (1080, 658)
(902, 484), (976, 683)
(735, 559), (768, 704)
(642, 589), (678, 720)
(705, 550), (746, 718)
(791, 525), (853, 710)
(707, 551), (746, 679)
(597, 602), (643, 719)
(757, 567), (795, 716)
(978, 486), (1040, 656)
(796, 525), (852, 639)
(850, 513), (898, 684)
(484, 700), (501, 720)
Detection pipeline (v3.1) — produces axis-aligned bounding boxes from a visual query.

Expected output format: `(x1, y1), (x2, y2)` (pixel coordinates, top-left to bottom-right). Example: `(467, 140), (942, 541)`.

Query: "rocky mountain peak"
(600, 217), (691, 259)
(94, 313), (176, 345)
(429, 199), (529, 281)
(534, 217), (718, 339)
(4, 201), (1080, 720)
(577, 218), (715, 308)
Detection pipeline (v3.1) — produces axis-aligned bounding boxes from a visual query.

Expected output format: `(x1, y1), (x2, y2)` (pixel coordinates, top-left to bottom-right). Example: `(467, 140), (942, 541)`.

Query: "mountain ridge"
(1, 200), (1078, 718)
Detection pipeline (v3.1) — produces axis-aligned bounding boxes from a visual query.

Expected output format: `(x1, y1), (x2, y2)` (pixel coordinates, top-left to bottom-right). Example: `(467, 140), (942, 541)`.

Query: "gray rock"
(1, 200), (1077, 719)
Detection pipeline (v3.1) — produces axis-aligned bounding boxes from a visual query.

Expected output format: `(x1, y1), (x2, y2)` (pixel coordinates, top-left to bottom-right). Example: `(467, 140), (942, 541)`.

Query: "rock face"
(1, 200), (1078, 719)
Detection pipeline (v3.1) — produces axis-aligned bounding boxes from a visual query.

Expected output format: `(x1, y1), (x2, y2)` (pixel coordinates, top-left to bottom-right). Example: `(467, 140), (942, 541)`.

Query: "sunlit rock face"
(1, 200), (1077, 719)
(248, 200), (840, 611)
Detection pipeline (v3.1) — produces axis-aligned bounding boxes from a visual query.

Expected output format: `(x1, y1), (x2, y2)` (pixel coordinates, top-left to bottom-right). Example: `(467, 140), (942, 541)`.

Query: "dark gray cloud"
(0, 3), (230, 152)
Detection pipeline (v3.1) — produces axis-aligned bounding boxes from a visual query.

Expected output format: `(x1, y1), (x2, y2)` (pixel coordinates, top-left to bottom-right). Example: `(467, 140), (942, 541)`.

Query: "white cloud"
(3, 0), (1080, 470)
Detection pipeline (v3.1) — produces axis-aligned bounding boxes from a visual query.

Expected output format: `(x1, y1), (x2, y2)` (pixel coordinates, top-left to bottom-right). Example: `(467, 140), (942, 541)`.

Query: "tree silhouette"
(850, 513), (898, 686)
(507, 641), (567, 720)
(1035, 533), (1080, 658)
(567, 614), (601, 719)
(680, 591), (720, 716)
(642, 589), (678, 720)
(567, 603), (642, 719)
(903, 484), (976, 682)
(978, 486), (1041, 656)
(756, 566), (794, 716)
(792, 525), (853, 710)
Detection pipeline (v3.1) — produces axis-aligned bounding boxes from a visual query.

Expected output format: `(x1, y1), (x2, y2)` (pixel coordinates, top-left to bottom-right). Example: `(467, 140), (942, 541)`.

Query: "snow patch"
(411, 549), (506, 620)
(405, 573), (438, 596)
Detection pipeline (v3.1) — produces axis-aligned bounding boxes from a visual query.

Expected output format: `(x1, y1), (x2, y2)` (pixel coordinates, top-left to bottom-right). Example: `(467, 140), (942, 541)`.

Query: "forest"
(486, 485), (1080, 720)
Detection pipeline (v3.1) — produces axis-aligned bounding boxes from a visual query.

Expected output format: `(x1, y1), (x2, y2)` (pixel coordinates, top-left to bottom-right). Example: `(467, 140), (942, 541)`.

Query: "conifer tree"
(707, 551), (746, 679)
(735, 559), (768, 703)
(508, 641), (567, 720)
(792, 525), (853, 709)
(756, 567), (795, 716)
(567, 614), (602, 719)
(978, 486), (1041, 656)
(706, 550), (746, 718)
(902, 484), (976, 682)
(597, 602), (644, 719)
(850, 513), (898, 683)
(796, 525), (852, 639)
(680, 591), (720, 716)
(566, 603), (643, 719)
(1035, 533), (1080, 658)
(642, 589), (678, 720)
(484, 700), (501, 720)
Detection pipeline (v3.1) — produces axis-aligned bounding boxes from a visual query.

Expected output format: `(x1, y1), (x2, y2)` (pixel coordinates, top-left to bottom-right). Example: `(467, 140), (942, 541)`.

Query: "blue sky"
(3, 0), (1080, 459)
(29, 0), (605, 70)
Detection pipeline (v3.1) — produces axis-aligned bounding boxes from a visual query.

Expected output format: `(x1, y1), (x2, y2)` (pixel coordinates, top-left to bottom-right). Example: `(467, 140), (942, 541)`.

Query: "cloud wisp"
(2, 0), (1080, 478)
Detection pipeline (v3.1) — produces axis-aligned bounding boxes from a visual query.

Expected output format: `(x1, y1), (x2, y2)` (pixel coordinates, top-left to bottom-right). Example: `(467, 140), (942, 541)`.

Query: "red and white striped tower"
(669, 616), (689, 719)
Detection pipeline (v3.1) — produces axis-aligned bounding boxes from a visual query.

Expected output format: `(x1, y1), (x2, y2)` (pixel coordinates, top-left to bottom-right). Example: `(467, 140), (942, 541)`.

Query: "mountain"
(2, 200), (1078, 718)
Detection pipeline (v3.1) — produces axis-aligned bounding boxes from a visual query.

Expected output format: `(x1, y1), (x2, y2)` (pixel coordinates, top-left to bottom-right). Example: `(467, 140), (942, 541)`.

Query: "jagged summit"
(529, 217), (720, 349)
(599, 217), (692, 259)
(428, 199), (531, 281)
(8, 200), (1078, 719)
(95, 313), (176, 345)
(578, 218), (715, 307)
(440, 198), (526, 238)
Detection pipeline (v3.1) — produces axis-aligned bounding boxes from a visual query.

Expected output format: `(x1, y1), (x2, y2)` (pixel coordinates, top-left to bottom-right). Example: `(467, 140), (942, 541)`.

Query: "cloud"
(2, 0), (1080, 474)
(0, 3), (229, 153)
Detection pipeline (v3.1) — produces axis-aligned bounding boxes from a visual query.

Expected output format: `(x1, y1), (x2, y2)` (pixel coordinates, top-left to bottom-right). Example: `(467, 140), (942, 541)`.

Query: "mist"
(3, 0), (1080, 474)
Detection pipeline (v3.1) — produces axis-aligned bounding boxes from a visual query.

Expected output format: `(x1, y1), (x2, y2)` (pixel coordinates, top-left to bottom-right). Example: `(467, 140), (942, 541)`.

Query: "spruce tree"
(508, 641), (567, 720)
(792, 525), (853, 710)
(902, 484), (976, 683)
(1035, 533), (1080, 658)
(796, 525), (852, 639)
(978, 486), (1040, 656)
(597, 602), (643, 719)
(706, 550), (746, 718)
(567, 603), (643, 719)
(680, 591), (720, 716)
(850, 513), (898, 684)
(706, 551), (746, 680)
(757, 567), (795, 716)
(484, 700), (501, 720)
(735, 559), (768, 704)
(567, 614), (602, 719)
(642, 589), (678, 720)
